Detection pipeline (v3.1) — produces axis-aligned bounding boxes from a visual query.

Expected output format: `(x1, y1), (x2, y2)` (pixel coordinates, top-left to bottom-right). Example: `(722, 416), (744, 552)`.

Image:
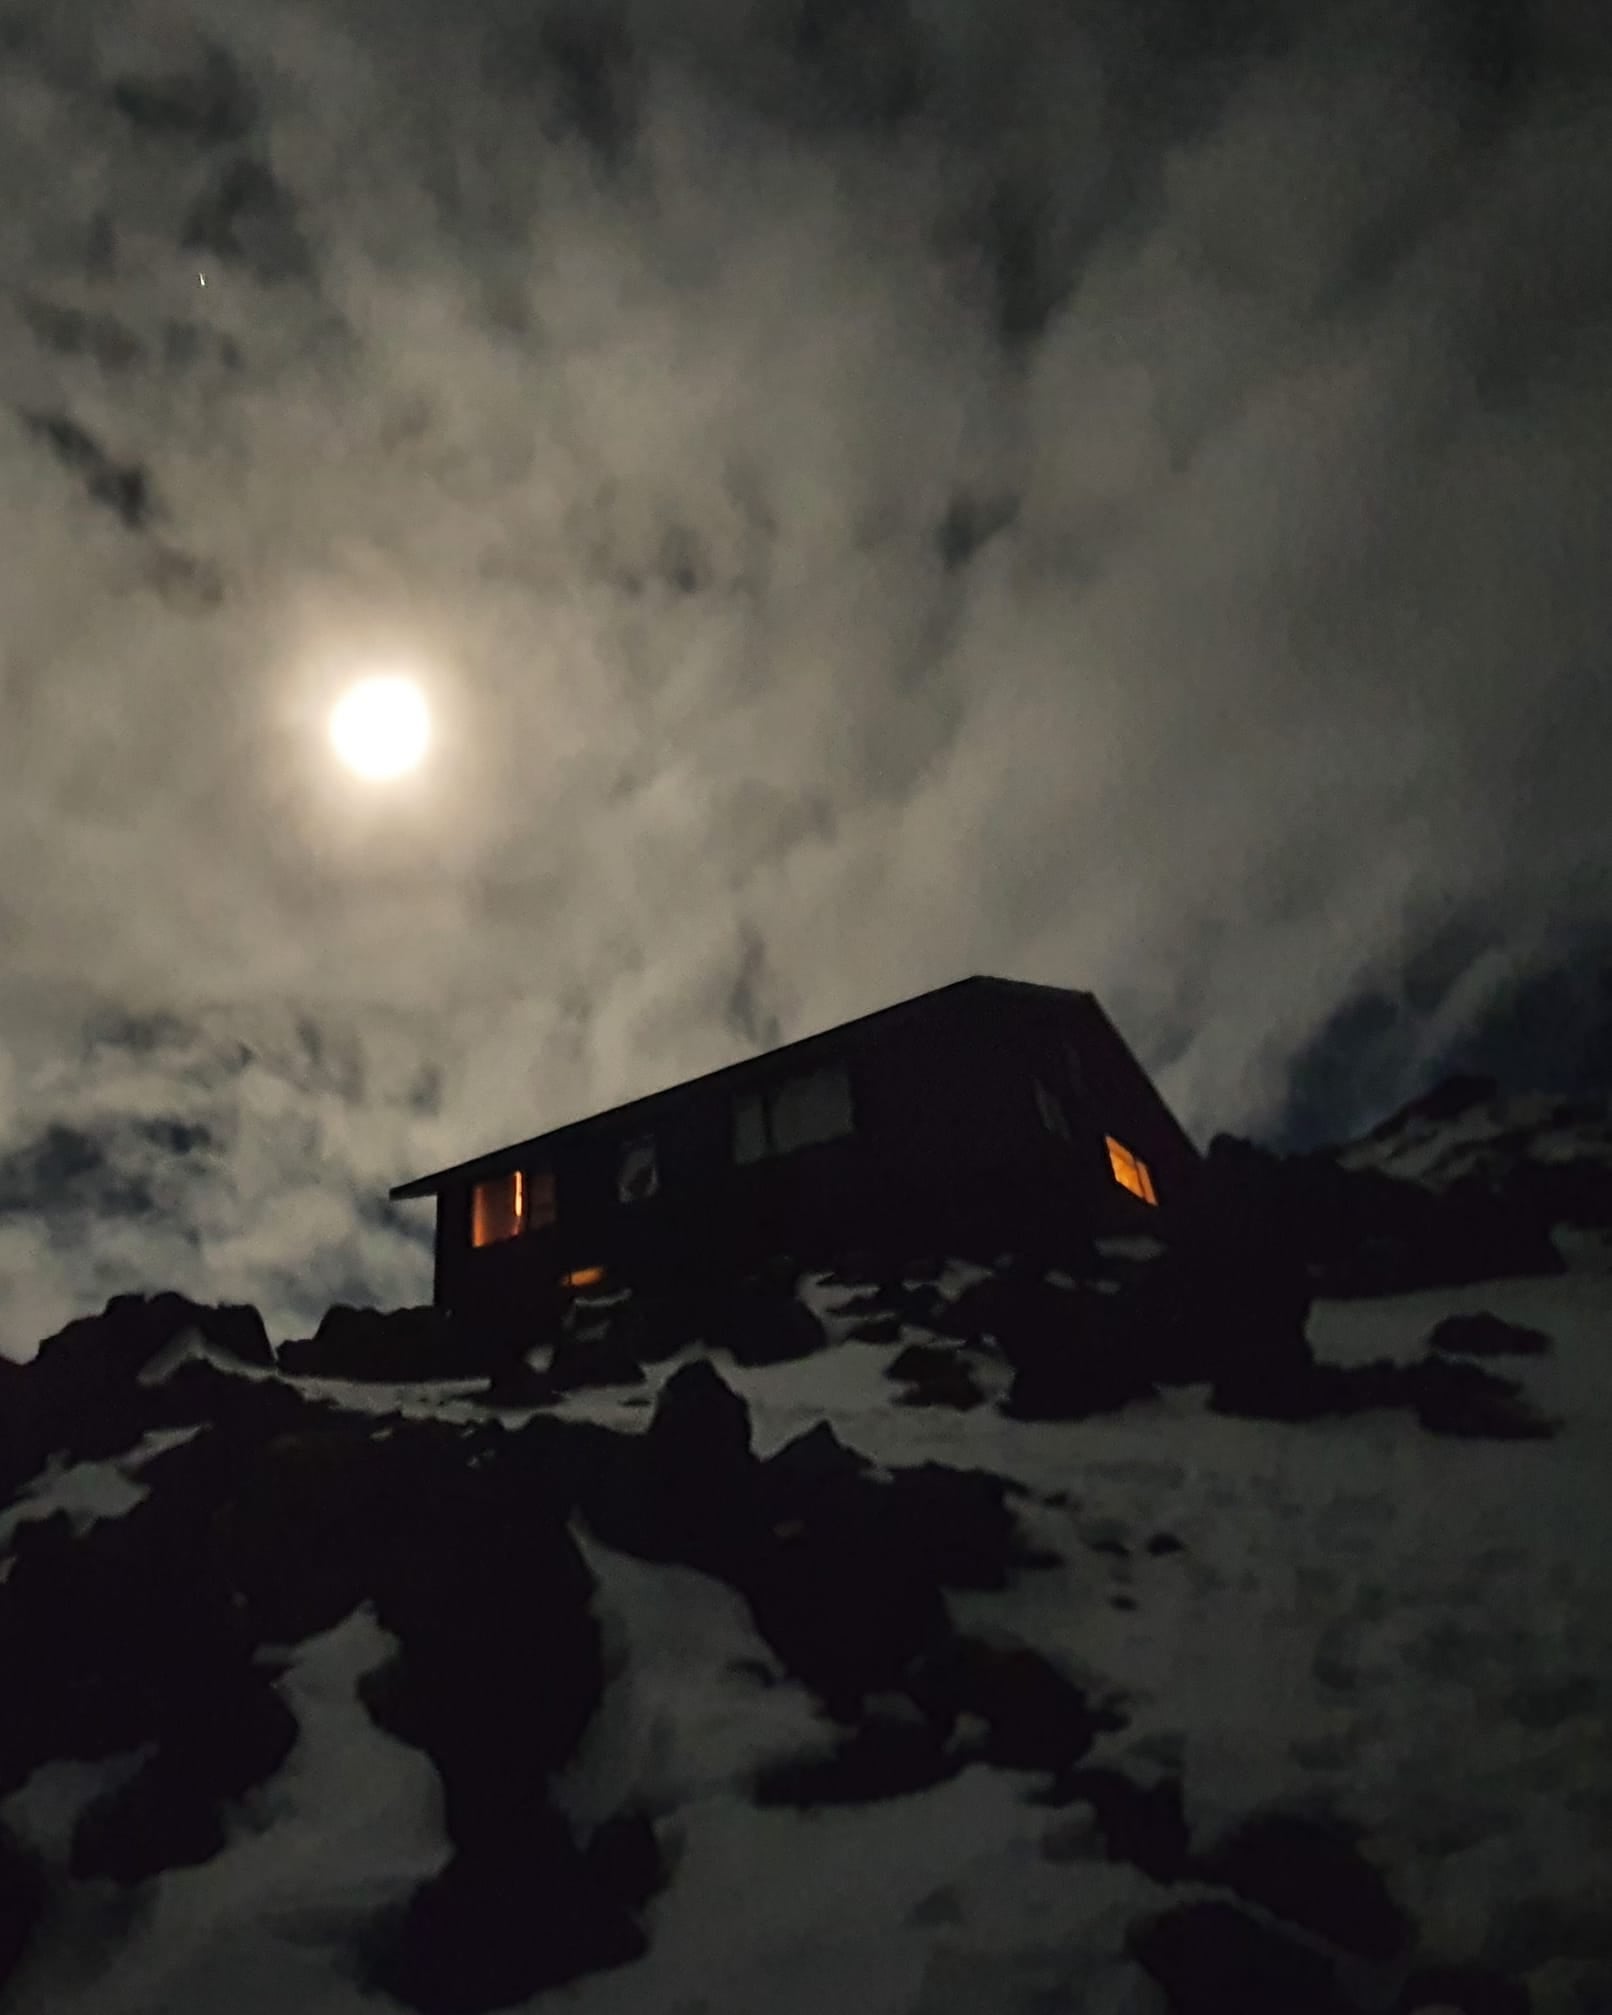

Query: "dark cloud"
(1, 0), (1610, 1351)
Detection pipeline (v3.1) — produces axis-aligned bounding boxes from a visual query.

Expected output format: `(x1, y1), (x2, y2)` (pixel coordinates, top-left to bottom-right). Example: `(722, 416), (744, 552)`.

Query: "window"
(616, 1135), (658, 1204)
(1105, 1136), (1157, 1205)
(561, 1264), (607, 1290)
(470, 1170), (523, 1247)
(732, 1063), (854, 1163)
(1035, 1079), (1070, 1139)
(468, 1166), (555, 1247)
(526, 1168), (557, 1228)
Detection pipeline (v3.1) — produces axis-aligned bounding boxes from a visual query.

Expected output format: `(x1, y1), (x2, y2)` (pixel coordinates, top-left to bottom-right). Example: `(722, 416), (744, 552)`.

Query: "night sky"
(2, 0), (1609, 1349)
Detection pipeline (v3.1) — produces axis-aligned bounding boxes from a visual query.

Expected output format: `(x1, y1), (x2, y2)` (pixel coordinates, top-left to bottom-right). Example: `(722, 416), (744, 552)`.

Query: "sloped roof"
(389, 974), (1093, 1200)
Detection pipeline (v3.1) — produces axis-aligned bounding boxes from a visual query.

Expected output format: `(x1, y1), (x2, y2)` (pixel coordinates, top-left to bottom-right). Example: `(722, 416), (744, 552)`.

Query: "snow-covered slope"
(2, 1234), (1609, 2015)
(1333, 1077), (1612, 1209)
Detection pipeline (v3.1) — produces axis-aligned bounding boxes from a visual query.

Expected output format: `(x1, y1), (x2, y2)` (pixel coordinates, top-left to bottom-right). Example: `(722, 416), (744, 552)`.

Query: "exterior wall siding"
(414, 980), (1200, 1345)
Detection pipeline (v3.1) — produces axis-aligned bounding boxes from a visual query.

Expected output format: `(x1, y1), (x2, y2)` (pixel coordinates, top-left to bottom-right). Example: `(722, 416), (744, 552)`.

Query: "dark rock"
(705, 1274), (827, 1366)
(370, 1814), (645, 2015)
(220, 1423), (406, 1643)
(0, 1825), (45, 1993)
(893, 1362), (985, 1410)
(942, 1268), (1159, 1419)
(846, 1312), (903, 1344)
(1396, 1962), (1531, 2014)
(1, 1291), (275, 1487)
(645, 1359), (753, 1479)
(160, 1664), (299, 1801)
(70, 1761), (228, 1884)
(1426, 1313), (1551, 1359)
(547, 1330), (645, 1392)
(743, 1478), (951, 1720)
(582, 1363), (764, 1579)
(1408, 1357), (1556, 1440)
(942, 1267), (1080, 1352)
(1507, 1155), (1612, 1229)
(887, 1342), (986, 1410)
(758, 1422), (872, 1524)
(0, 1462), (291, 1804)
(753, 1715), (961, 1807)
(581, 1810), (666, 1913)
(1128, 1900), (1348, 2014)
(887, 1342), (956, 1384)
(1367, 1074), (1498, 1137)
(278, 1304), (486, 1381)
(1057, 1767), (1190, 1880)
(1001, 1294), (1157, 1420)
(359, 1469), (603, 1855)
(1199, 1810), (1412, 1962)
(882, 1465), (1027, 1591)
(1288, 1155), (1565, 1300)
(913, 1635), (1113, 1775)
(482, 1360), (559, 1409)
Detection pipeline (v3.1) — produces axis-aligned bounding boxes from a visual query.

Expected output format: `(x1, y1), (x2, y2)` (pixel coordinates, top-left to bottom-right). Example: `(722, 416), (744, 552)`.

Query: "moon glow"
(328, 675), (431, 781)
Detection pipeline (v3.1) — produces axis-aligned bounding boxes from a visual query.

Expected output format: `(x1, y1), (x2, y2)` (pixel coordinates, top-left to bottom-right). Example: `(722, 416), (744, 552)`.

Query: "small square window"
(1035, 1079), (1070, 1139)
(526, 1168), (557, 1228)
(618, 1135), (658, 1203)
(732, 1092), (769, 1164)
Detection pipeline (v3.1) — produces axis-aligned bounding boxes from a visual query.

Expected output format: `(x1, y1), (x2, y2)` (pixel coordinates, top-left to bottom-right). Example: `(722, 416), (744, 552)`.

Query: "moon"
(328, 675), (431, 781)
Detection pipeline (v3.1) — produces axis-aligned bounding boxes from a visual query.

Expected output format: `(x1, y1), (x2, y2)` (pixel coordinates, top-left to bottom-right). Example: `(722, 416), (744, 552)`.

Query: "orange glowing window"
(469, 1167), (555, 1247)
(1105, 1136), (1158, 1205)
(471, 1170), (523, 1247)
(561, 1265), (607, 1290)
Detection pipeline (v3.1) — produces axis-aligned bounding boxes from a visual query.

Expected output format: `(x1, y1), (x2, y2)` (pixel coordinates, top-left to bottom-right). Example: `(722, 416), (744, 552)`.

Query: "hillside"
(1, 1092), (1609, 2015)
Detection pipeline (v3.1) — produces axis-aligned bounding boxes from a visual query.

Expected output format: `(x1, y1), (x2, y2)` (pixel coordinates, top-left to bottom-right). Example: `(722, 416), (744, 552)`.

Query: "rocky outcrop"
(1425, 1312), (1551, 1358)
(277, 1304), (478, 1380)
(1, 1290), (274, 1490)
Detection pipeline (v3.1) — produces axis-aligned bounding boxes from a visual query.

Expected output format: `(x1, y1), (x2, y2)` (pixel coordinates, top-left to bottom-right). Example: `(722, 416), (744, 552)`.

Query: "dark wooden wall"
(431, 985), (1200, 1343)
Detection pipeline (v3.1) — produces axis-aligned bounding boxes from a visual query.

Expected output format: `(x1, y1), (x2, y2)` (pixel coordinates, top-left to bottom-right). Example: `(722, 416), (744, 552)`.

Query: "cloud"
(1, 0), (1610, 1345)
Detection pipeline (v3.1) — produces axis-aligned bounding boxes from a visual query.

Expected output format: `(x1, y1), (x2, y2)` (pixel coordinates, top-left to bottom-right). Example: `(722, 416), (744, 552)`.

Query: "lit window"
(1105, 1136), (1157, 1205)
(561, 1264), (607, 1290)
(617, 1135), (658, 1203)
(732, 1064), (854, 1162)
(469, 1166), (556, 1246)
(470, 1170), (523, 1247)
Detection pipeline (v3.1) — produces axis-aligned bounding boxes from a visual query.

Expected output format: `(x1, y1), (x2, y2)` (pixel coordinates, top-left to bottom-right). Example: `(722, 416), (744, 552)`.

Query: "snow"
(2, 1609), (447, 2015)
(1337, 1089), (1612, 1194)
(4, 1221), (1610, 2009)
(0, 1425), (203, 1550)
(551, 1269), (1612, 2010)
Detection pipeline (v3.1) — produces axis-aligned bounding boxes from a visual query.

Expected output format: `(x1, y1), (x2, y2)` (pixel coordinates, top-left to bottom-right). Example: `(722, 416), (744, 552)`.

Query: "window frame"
(732, 1061), (856, 1164)
(467, 1164), (556, 1247)
(616, 1133), (659, 1204)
